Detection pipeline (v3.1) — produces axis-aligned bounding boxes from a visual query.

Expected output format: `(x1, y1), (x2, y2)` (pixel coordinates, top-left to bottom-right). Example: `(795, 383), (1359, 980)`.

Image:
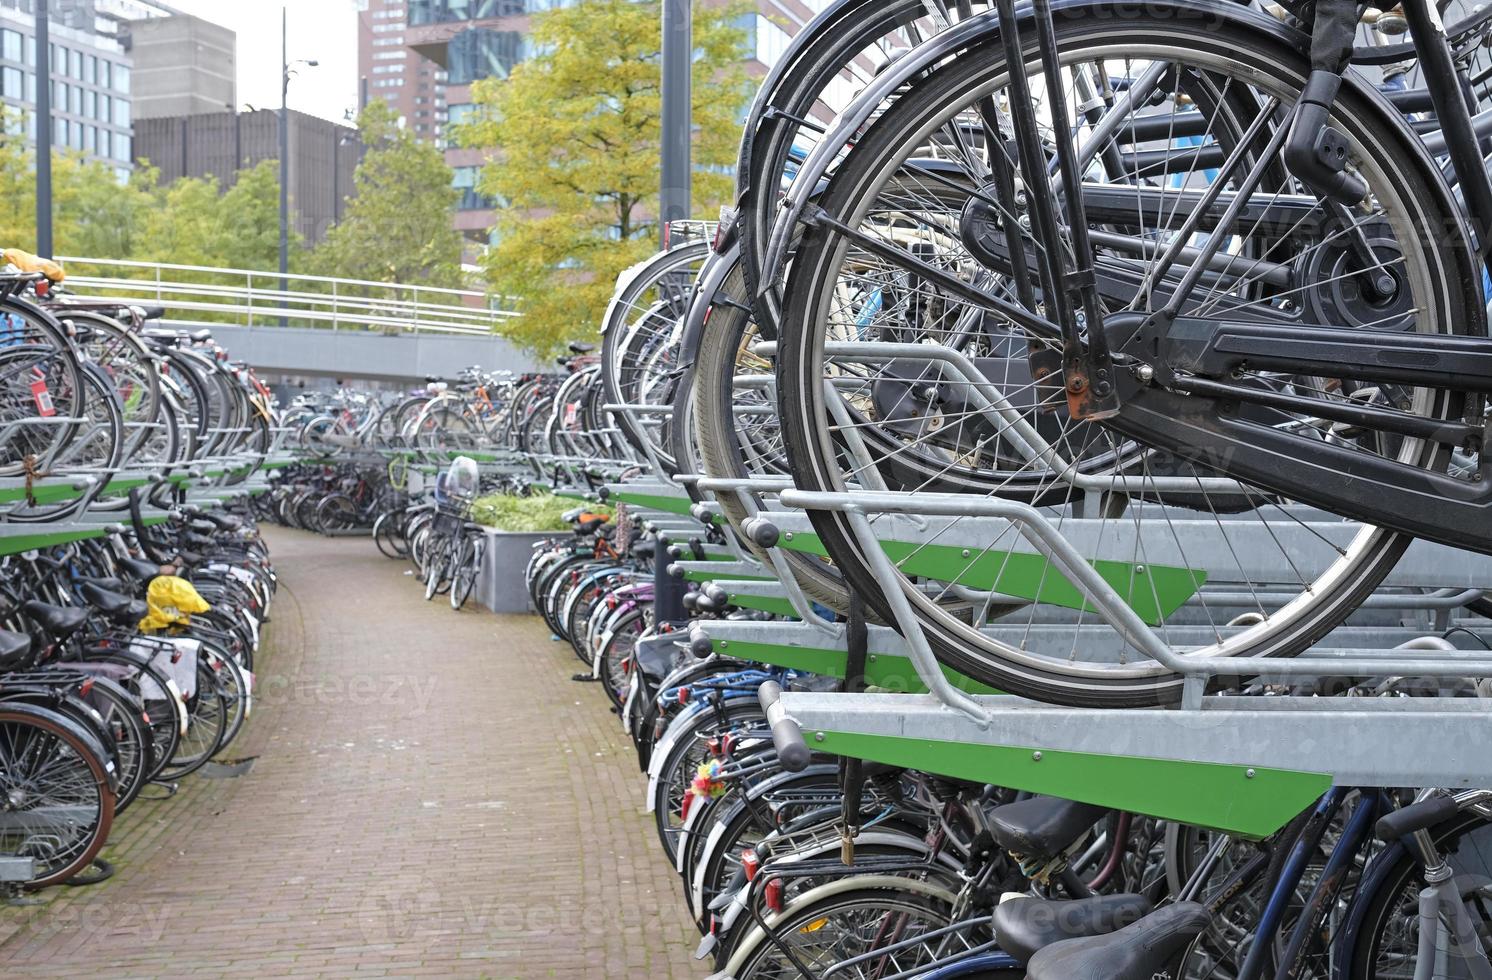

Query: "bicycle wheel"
(595, 607), (646, 710)
(730, 885), (959, 980)
(652, 699), (766, 864)
(600, 241), (708, 465)
(156, 658), (228, 781)
(0, 703), (116, 889)
(315, 494), (360, 533)
(774, 3), (1477, 706)
(1345, 806), (1492, 978)
(373, 509), (409, 559)
(451, 533), (483, 610)
(0, 303), (86, 476)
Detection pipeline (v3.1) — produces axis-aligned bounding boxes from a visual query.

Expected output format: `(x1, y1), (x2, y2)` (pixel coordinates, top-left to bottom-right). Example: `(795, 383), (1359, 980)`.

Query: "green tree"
(308, 100), (465, 288)
(462, 0), (750, 357)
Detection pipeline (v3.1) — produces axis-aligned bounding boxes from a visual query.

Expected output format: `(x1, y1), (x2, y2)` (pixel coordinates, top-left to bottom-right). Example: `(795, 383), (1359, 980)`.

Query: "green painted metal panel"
(681, 569), (776, 585)
(715, 639), (1001, 695)
(723, 593), (800, 617)
(614, 491), (721, 523)
(810, 729), (1327, 838)
(780, 531), (1204, 624)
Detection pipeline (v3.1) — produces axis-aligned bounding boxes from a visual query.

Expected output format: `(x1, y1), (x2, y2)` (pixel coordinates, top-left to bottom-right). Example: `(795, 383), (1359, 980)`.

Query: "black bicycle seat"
(74, 575), (125, 593)
(993, 893), (1153, 964)
(79, 582), (133, 618)
(22, 601), (90, 640)
(987, 796), (1108, 858)
(0, 627), (33, 671)
(1026, 902), (1212, 980)
(117, 556), (161, 582)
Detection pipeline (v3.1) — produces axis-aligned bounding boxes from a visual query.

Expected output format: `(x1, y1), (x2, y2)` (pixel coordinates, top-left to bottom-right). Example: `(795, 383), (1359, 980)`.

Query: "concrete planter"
(474, 529), (552, 613)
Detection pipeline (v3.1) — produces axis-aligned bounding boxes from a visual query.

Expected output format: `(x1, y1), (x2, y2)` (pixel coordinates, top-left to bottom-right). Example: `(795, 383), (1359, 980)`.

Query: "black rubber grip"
(758, 680), (810, 772)
(1376, 793), (1460, 842)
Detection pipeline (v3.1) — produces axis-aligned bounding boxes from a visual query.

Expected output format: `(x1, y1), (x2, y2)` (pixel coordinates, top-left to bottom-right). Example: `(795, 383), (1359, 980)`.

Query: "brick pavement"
(0, 528), (701, 978)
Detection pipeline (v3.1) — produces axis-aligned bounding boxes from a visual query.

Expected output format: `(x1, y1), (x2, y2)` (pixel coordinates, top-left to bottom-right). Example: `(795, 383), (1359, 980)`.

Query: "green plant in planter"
(470, 491), (611, 532)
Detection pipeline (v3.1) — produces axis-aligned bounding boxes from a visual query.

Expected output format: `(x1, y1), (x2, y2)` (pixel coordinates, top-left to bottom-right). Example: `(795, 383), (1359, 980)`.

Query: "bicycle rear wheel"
(775, 4), (1477, 706)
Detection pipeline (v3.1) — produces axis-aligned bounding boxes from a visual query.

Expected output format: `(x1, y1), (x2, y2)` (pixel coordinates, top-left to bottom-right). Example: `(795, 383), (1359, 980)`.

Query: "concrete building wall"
(134, 109), (362, 245)
(123, 12), (234, 119)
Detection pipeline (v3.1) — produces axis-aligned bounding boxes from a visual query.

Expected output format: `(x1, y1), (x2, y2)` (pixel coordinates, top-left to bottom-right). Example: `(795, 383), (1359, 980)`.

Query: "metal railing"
(54, 256), (520, 336)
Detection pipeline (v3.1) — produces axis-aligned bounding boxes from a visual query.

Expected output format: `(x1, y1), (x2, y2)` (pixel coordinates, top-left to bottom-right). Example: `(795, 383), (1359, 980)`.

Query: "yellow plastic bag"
(2, 248), (65, 283)
(138, 575), (210, 632)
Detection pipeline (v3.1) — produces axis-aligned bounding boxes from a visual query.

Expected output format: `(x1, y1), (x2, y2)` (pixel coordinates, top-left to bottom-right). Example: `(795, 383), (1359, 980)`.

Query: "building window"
(446, 27), (524, 84)
(409, 0), (565, 23)
(1, 67), (19, 100)
(69, 48), (81, 80)
(112, 64), (129, 94)
(1, 29), (21, 63)
(112, 132), (129, 162)
(736, 14), (791, 69)
(23, 34), (33, 67)
(452, 165), (494, 210)
(112, 98), (128, 127)
(24, 71), (33, 103)
(69, 84), (80, 115)
(85, 88), (96, 119)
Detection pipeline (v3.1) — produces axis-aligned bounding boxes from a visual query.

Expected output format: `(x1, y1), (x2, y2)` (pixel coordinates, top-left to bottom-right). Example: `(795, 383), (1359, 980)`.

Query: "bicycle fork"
(1407, 828), (1492, 980)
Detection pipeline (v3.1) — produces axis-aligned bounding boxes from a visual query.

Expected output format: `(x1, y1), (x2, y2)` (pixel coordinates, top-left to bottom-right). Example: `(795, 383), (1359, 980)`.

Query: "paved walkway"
(0, 528), (699, 978)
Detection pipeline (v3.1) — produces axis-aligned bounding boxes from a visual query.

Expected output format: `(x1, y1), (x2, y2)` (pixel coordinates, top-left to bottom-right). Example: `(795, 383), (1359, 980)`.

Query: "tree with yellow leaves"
(461, 0), (750, 357)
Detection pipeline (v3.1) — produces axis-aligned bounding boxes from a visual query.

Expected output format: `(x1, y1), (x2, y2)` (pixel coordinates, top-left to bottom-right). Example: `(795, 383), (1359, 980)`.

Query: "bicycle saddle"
(22, 601), (90, 640)
(987, 796), (1108, 858)
(79, 582), (134, 618)
(993, 893), (1153, 964)
(174, 549), (204, 567)
(117, 556), (161, 582)
(1026, 902), (1212, 980)
(0, 627), (33, 671)
(568, 341), (596, 354)
(74, 575), (126, 593)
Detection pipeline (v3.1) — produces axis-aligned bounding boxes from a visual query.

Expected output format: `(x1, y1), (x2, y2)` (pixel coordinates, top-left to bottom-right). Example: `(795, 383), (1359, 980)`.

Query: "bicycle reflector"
(741, 848), (760, 882)
(764, 878), (784, 913)
(677, 687), (690, 704)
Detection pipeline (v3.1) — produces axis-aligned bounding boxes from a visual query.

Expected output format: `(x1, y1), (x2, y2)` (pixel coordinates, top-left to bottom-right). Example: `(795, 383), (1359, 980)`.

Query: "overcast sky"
(167, 0), (361, 123)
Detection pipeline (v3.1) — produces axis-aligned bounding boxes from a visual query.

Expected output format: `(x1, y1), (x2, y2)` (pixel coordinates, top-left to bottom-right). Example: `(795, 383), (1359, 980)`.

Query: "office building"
(0, 0), (139, 174)
(118, 10), (234, 119)
(133, 108), (361, 245)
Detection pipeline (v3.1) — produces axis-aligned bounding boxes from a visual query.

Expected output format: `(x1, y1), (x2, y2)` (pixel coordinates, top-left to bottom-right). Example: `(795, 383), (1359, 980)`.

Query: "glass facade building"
(0, 0), (134, 175)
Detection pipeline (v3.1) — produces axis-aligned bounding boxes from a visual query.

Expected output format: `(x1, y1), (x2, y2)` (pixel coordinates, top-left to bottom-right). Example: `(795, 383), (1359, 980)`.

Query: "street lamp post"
(35, 1), (51, 258)
(279, 6), (317, 327)
(658, 0), (690, 249)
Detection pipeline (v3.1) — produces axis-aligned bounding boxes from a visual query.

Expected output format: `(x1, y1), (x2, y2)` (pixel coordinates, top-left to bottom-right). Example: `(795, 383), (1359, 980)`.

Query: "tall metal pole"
(35, 1), (52, 258)
(658, 0), (690, 248)
(278, 6), (289, 327)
